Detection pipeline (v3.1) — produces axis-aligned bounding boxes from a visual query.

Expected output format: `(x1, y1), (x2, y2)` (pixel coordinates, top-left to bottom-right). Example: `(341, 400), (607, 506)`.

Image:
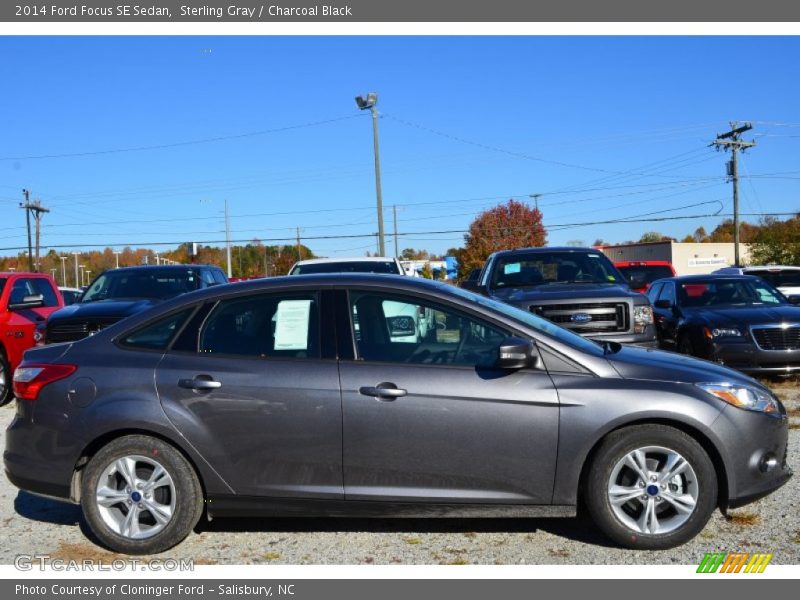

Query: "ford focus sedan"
(4, 275), (791, 555)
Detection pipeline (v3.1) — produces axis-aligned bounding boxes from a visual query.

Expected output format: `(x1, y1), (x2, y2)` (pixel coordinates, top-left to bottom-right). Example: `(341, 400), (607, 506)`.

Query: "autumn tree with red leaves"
(459, 199), (547, 276)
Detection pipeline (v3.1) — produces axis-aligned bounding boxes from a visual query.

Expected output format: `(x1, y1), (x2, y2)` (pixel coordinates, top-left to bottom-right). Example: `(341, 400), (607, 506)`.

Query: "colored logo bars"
(697, 552), (773, 573)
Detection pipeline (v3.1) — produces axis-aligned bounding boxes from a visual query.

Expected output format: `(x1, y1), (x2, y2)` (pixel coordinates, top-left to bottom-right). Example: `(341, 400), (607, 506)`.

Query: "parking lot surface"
(1, 384), (798, 565)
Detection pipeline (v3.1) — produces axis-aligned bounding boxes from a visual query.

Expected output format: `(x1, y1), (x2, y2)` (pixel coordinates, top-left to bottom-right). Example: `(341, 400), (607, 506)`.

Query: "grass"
(403, 536), (422, 545)
(263, 552), (281, 561)
(794, 531), (800, 545)
(547, 549), (571, 558)
(445, 559), (469, 565)
(726, 512), (761, 527)
(789, 423), (800, 430)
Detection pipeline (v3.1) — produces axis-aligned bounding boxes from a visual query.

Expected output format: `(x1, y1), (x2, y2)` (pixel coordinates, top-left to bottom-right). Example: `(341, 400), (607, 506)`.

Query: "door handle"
(178, 377), (222, 391)
(359, 382), (407, 400)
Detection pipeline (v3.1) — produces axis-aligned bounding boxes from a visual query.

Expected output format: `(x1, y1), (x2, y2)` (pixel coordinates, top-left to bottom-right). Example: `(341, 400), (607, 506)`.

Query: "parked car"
(6, 275), (790, 554)
(715, 265), (800, 302)
(614, 261), (677, 294)
(44, 265), (228, 344)
(647, 274), (800, 375)
(289, 257), (433, 342)
(0, 272), (64, 405)
(474, 247), (657, 346)
(458, 267), (483, 291)
(58, 286), (83, 306)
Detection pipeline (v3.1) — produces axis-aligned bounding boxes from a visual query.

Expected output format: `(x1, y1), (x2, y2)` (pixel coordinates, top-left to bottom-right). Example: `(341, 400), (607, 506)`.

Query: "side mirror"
(459, 280), (479, 292)
(654, 299), (673, 309)
(9, 294), (45, 310)
(496, 337), (537, 370)
(788, 295), (800, 305)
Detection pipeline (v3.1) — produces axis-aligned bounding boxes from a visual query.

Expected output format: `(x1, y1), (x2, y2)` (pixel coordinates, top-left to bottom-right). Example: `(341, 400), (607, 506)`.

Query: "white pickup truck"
(288, 257), (435, 342)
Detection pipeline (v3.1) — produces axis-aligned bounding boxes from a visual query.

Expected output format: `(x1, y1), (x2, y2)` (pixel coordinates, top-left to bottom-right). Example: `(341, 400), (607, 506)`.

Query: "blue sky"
(0, 36), (798, 258)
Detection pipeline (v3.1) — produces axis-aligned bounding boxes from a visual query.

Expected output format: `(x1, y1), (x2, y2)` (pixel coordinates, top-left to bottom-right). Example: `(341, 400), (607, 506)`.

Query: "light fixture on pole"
(355, 92), (385, 256)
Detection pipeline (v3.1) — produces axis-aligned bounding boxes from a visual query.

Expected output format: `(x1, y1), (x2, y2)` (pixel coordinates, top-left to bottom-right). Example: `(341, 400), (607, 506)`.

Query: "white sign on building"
(687, 257), (729, 268)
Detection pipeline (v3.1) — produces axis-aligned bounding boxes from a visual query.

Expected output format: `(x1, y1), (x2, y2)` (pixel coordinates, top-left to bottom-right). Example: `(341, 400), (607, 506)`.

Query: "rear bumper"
(3, 409), (82, 502)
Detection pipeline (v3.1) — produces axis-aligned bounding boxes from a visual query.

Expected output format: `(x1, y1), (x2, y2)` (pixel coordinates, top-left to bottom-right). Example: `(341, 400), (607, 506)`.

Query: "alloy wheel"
(607, 445), (699, 535)
(95, 455), (176, 540)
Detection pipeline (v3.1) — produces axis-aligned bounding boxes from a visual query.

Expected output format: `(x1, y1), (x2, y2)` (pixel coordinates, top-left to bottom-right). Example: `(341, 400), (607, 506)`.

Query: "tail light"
(13, 363), (77, 401)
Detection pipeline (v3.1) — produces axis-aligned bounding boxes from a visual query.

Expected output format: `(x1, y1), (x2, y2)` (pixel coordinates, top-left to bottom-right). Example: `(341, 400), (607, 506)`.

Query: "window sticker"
(504, 263), (521, 275)
(274, 299), (312, 350)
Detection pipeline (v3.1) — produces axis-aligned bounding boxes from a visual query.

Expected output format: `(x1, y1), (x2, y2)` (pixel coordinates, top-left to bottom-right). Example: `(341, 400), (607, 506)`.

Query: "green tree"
(749, 214), (800, 265)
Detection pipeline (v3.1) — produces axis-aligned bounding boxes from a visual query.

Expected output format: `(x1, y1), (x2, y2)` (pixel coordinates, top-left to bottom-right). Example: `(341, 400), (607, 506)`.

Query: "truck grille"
(751, 325), (800, 351)
(530, 302), (629, 334)
(47, 318), (119, 343)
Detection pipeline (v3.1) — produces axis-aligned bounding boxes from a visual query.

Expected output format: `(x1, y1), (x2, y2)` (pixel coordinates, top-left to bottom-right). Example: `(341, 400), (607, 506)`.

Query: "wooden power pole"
(712, 122), (756, 266)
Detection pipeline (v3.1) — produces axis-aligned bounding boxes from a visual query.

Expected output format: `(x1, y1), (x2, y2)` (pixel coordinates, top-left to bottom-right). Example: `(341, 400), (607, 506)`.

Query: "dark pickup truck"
(466, 247), (658, 347)
(45, 265), (228, 344)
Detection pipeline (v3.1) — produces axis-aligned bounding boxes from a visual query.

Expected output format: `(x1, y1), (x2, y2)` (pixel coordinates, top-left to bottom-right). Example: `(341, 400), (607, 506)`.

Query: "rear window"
(290, 261), (401, 275)
(120, 308), (195, 350)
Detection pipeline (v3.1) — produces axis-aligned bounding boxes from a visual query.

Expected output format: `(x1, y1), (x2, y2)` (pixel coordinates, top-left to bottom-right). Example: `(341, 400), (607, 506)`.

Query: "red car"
(614, 261), (677, 294)
(0, 272), (64, 405)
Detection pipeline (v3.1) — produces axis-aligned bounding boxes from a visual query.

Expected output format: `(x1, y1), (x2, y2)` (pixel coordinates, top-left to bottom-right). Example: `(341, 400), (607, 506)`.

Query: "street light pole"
(59, 256), (67, 285)
(72, 253), (80, 288)
(356, 93), (385, 256)
(114, 252), (121, 269)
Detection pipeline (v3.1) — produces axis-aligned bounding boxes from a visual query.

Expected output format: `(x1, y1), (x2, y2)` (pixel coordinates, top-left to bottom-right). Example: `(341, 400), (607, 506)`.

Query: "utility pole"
(224, 199), (232, 278)
(712, 122), (756, 266)
(20, 191), (48, 271)
(393, 205), (399, 258)
(296, 227), (302, 261)
(529, 193), (541, 211)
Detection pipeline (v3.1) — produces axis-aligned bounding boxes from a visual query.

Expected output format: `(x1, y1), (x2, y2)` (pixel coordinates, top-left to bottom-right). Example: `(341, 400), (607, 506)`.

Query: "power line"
(0, 114), (363, 161)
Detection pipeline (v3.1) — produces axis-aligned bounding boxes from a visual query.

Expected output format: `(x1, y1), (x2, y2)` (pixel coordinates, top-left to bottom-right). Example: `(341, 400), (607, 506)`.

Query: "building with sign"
(596, 241), (751, 275)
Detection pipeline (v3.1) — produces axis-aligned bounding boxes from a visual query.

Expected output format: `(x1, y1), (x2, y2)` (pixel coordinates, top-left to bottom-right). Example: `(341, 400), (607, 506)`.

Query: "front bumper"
(712, 402), (793, 508)
(708, 340), (800, 375)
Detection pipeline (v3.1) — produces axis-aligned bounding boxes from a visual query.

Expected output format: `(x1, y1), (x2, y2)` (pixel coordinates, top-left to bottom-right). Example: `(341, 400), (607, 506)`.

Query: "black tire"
(584, 424), (717, 550)
(80, 435), (204, 555)
(0, 351), (12, 407)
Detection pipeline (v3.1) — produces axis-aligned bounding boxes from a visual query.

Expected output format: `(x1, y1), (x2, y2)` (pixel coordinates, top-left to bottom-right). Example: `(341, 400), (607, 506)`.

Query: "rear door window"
(199, 293), (320, 359)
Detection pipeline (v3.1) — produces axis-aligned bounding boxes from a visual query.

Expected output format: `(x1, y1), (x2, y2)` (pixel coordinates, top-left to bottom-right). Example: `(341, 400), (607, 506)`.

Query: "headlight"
(633, 305), (653, 334)
(703, 326), (741, 339)
(696, 382), (780, 414)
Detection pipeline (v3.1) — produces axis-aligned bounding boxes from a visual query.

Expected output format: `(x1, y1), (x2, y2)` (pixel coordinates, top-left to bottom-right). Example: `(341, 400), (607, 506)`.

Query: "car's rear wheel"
(80, 435), (203, 555)
(0, 352), (12, 407)
(585, 424), (717, 549)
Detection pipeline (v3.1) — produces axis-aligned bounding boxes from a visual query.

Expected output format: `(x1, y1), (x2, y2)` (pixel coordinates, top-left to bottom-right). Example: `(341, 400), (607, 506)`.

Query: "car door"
(3, 277), (60, 365)
(155, 289), (343, 499)
(338, 289), (560, 504)
(653, 282), (680, 349)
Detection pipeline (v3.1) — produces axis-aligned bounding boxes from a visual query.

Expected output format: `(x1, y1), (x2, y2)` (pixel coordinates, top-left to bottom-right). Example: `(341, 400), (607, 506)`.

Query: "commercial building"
(597, 241), (751, 275)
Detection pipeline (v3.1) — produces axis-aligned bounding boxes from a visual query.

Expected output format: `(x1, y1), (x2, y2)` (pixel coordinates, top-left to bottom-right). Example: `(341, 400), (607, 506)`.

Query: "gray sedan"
(4, 274), (791, 555)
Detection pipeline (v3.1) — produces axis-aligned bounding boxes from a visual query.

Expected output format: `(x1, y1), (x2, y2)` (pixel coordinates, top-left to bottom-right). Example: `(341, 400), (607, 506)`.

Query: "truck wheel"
(584, 424), (717, 550)
(80, 435), (204, 555)
(0, 352), (12, 407)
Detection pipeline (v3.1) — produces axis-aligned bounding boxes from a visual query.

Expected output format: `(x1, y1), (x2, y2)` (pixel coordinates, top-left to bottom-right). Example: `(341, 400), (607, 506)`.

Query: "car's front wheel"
(585, 424), (717, 550)
(80, 435), (204, 555)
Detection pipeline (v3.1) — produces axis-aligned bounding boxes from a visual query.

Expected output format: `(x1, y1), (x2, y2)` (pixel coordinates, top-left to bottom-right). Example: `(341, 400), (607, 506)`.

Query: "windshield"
(677, 279), (786, 308)
(82, 269), (202, 302)
(290, 261), (401, 275)
(444, 284), (605, 356)
(747, 270), (800, 288)
(616, 265), (674, 287)
(491, 251), (622, 288)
